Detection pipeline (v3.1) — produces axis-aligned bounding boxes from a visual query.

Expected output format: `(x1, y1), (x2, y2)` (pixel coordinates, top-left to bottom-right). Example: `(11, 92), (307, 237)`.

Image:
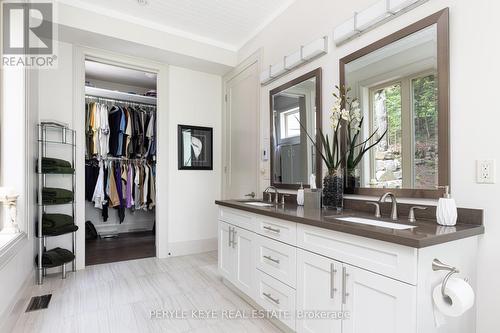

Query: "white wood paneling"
(58, 0), (296, 50)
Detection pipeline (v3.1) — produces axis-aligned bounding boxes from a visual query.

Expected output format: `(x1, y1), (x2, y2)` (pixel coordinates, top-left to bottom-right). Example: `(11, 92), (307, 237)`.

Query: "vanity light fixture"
(260, 36), (328, 85)
(333, 0), (428, 46)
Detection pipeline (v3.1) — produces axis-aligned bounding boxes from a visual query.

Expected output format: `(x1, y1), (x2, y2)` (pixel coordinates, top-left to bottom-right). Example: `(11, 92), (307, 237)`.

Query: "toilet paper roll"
(433, 277), (474, 317)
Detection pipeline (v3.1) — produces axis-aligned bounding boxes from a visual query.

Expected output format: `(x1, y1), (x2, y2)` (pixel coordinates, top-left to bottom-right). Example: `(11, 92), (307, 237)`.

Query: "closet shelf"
(85, 86), (157, 106)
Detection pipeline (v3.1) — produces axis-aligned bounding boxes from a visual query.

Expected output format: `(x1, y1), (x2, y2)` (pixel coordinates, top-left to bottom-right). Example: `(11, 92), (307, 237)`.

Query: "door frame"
(73, 46), (169, 269)
(221, 50), (262, 199)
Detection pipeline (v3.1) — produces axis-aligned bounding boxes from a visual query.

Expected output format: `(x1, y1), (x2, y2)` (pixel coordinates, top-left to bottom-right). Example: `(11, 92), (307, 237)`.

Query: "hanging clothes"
(85, 97), (156, 224)
(85, 160), (99, 201)
(92, 160), (105, 209)
(102, 162), (109, 222)
(99, 103), (110, 157)
(114, 161), (125, 223)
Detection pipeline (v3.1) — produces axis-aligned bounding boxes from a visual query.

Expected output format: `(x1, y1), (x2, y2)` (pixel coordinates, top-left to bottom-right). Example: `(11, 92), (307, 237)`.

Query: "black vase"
(344, 170), (360, 194)
(323, 169), (344, 211)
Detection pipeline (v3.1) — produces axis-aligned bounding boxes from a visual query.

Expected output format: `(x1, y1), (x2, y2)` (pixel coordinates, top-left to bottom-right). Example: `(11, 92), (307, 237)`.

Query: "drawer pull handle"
(263, 226), (281, 234)
(263, 255), (280, 264)
(330, 263), (337, 299)
(232, 228), (237, 248)
(342, 267), (350, 304)
(228, 226), (232, 247)
(263, 292), (280, 305)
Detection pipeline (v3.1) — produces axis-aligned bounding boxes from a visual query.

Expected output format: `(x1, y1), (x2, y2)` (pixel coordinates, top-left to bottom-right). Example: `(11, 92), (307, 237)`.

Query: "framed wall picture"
(178, 125), (213, 170)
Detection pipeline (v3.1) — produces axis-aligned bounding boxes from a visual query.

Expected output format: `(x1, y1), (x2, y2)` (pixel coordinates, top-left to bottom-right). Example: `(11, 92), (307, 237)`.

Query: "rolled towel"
(41, 157), (72, 168)
(41, 166), (74, 174)
(39, 214), (78, 236)
(42, 188), (73, 205)
(35, 247), (75, 268)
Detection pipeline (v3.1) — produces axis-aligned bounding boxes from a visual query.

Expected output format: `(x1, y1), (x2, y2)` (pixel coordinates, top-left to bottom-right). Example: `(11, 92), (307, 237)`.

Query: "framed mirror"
(340, 9), (449, 198)
(270, 68), (322, 189)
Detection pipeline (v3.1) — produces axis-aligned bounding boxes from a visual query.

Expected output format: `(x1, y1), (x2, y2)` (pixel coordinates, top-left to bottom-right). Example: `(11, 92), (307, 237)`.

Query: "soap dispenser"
(297, 182), (304, 206)
(436, 186), (457, 226)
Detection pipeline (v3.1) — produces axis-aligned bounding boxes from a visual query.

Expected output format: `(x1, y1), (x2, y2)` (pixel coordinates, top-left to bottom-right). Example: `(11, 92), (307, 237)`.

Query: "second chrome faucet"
(379, 192), (398, 220)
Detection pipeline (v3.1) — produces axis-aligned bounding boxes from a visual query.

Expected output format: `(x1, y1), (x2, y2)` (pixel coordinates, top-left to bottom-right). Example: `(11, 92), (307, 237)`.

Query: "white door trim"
(222, 49), (262, 199)
(72, 46), (170, 269)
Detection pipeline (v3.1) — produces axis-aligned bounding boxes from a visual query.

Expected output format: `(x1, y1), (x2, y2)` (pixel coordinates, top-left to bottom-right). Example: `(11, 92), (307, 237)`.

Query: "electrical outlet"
(477, 160), (496, 184)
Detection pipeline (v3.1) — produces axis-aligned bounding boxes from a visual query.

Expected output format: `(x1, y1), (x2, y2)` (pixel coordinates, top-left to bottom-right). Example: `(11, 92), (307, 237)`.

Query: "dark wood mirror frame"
(270, 68), (322, 190)
(339, 8), (449, 199)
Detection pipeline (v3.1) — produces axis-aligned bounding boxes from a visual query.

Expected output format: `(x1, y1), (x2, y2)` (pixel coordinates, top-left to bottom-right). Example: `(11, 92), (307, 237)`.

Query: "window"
(0, 34), (27, 250)
(369, 73), (438, 188)
(412, 74), (438, 188)
(371, 83), (403, 188)
(279, 107), (301, 139)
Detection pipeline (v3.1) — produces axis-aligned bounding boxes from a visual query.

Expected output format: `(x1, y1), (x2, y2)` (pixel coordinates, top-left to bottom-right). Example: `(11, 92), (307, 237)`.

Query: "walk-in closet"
(84, 60), (157, 265)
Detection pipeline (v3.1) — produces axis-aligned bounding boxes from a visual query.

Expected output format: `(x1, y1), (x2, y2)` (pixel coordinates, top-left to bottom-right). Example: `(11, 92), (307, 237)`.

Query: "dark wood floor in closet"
(85, 231), (155, 266)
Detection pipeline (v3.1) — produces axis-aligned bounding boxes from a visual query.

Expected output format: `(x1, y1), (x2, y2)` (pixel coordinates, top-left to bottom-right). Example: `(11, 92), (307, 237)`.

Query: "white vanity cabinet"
(296, 249), (343, 333)
(341, 263), (416, 333)
(218, 221), (255, 298)
(296, 248), (416, 333)
(217, 206), (478, 333)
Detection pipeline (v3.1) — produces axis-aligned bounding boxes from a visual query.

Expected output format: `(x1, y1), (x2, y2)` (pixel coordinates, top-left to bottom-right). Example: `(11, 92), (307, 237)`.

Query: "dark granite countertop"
(215, 199), (484, 248)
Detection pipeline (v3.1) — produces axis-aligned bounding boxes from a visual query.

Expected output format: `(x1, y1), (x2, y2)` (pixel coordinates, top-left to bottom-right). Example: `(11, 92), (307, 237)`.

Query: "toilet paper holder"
(432, 258), (460, 301)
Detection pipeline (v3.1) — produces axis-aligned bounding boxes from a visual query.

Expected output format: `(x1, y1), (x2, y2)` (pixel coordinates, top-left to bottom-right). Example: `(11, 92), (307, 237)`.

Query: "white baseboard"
(0, 269), (34, 333)
(168, 237), (217, 257)
(95, 221), (154, 235)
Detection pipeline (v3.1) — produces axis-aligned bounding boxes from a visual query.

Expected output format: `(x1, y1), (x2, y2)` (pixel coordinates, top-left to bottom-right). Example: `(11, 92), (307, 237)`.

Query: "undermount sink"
(242, 202), (275, 207)
(334, 217), (416, 230)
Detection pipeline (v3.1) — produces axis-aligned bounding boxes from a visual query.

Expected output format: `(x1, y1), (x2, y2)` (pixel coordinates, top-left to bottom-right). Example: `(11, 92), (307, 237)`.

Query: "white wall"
(167, 66), (222, 255)
(237, 0), (500, 332)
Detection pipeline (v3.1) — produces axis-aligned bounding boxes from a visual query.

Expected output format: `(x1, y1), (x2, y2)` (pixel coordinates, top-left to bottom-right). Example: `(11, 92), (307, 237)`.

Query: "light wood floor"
(13, 251), (282, 333)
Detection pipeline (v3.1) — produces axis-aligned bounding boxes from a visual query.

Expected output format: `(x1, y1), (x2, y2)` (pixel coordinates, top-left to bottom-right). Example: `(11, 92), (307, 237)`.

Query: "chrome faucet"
(379, 192), (398, 220)
(264, 186), (279, 204)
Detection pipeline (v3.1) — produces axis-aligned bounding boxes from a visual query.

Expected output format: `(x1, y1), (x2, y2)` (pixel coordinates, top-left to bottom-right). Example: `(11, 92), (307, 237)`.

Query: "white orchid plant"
(299, 85), (386, 177)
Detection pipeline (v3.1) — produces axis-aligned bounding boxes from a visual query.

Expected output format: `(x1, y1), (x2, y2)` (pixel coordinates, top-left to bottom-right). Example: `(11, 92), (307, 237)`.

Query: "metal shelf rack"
(37, 122), (77, 285)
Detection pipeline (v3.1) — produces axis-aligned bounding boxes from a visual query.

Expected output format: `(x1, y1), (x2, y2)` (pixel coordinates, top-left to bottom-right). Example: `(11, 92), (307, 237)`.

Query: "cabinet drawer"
(218, 207), (254, 231)
(255, 216), (296, 245)
(297, 224), (417, 284)
(256, 235), (296, 288)
(255, 270), (296, 331)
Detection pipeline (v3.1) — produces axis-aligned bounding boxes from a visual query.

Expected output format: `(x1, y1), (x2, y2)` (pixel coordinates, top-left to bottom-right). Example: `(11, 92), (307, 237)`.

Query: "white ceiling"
(59, 0), (296, 51)
(85, 60), (157, 88)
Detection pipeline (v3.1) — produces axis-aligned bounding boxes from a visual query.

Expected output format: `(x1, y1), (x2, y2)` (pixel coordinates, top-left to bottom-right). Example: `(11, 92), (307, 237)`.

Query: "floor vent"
(25, 294), (52, 312)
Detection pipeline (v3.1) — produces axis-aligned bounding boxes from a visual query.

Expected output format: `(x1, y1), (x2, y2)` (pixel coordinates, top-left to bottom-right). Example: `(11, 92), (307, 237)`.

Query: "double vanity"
(216, 7), (484, 333)
(215, 198), (483, 333)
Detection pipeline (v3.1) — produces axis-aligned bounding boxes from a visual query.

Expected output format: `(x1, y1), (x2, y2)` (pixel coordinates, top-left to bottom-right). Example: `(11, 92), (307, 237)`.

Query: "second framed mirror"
(270, 68), (322, 189)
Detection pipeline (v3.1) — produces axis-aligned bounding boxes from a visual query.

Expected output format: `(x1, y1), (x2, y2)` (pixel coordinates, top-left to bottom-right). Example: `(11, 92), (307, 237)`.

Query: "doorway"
(83, 60), (157, 265)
